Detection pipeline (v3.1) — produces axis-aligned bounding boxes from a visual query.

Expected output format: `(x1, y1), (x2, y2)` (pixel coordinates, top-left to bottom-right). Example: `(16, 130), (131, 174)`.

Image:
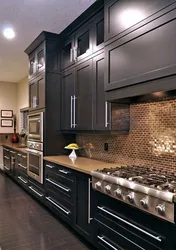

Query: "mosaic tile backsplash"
(77, 99), (176, 171)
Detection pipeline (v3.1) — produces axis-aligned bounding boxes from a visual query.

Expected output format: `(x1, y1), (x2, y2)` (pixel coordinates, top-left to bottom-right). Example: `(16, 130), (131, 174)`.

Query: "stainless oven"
(26, 142), (43, 184)
(28, 112), (43, 142)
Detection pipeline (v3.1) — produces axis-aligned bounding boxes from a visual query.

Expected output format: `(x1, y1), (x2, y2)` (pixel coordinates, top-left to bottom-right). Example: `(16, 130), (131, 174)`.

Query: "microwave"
(28, 112), (43, 142)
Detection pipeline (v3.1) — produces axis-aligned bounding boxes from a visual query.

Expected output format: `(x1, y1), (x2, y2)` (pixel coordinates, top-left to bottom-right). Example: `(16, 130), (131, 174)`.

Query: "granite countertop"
(44, 155), (119, 174)
(0, 142), (28, 153)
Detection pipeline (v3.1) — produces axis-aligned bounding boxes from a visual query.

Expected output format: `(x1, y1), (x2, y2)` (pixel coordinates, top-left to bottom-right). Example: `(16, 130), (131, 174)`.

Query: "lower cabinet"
(44, 161), (93, 243)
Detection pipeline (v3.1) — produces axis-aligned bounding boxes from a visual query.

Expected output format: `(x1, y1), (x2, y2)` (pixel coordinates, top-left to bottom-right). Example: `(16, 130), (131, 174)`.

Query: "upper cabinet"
(104, 0), (176, 42)
(60, 9), (104, 71)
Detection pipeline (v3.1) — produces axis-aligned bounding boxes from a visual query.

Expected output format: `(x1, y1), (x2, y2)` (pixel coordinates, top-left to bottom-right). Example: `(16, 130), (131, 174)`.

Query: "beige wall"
(0, 81), (17, 133)
(16, 76), (28, 132)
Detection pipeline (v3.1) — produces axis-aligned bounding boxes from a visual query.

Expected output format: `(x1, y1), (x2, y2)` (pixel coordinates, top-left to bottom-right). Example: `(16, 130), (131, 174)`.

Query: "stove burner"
(97, 165), (176, 193)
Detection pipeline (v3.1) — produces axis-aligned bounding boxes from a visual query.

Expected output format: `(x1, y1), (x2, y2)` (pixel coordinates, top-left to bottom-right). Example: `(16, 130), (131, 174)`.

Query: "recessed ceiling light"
(3, 28), (15, 39)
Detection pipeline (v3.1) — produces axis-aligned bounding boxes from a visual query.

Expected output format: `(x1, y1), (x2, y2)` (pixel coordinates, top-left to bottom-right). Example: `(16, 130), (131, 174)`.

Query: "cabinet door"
(36, 42), (45, 73)
(29, 51), (36, 79)
(104, 0), (173, 42)
(75, 59), (93, 130)
(37, 74), (45, 108)
(93, 53), (110, 130)
(75, 173), (93, 243)
(61, 36), (75, 70)
(93, 10), (104, 53)
(74, 23), (93, 62)
(29, 79), (38, 109)
(61, 69), (75, 130)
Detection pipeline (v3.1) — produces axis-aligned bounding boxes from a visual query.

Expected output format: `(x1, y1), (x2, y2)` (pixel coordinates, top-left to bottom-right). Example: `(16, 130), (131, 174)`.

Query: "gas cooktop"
(91, 165), (176, 223)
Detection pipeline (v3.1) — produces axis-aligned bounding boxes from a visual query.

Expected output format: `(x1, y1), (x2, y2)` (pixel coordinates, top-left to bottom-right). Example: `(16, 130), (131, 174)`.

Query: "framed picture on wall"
(1, 110), (13, 118)
(1, 119), (13, 127)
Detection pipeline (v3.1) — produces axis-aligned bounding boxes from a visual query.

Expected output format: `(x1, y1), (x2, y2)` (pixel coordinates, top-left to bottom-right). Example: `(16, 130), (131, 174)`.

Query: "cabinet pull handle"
(46, 178), (70, 192)
(5, 149), (10, 152)
(4, 156), (10, 160)
(18, 163), (27, 170)
(88, 178), (93, 224)
(71, 96), (73, 128)
(105, 101), (109, 128)
(97, 206), (162, 242)
(70, 48), (73, 62)
(97, 236), (119, 250)
(18, 176), (27, 184)
(46, 197), (70, 215)
(4, 166), (10, 171)
(73, 95), (77, 128)
(18, 154), (22, 157)
(29, 186), (43, 197)
(10, 151), (15, 154)
(22, 155), (27, 159)
(46, 164), (54, 169)
(59, 169), (69, 175)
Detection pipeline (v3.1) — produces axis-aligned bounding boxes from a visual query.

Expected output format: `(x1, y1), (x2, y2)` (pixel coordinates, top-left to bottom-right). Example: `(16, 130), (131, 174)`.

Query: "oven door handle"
(97, 206), (162, 242)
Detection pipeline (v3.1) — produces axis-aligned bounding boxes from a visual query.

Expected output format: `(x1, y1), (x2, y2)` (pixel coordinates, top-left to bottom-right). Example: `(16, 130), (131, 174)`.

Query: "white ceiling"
(0, 0), (96, 83)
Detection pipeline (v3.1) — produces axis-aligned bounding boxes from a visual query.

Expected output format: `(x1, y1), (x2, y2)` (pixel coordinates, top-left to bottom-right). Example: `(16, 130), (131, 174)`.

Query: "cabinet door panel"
(29, 80), (38, 109)
(93, 9), (104, 53)
(104, 0), (175, 41)
(38, 75), (45, 108)
(36, 42), (45, 73)
(105, 17), (176, 91)
(75, 59), (93, 130)
(93, 53), (110, 130)
(61, 69), (75, 130)
(61, 36), (74, 70)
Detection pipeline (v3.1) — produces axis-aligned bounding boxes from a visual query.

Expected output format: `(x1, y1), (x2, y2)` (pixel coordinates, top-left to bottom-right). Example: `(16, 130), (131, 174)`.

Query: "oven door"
(27, 149), (43, 184)
(28, 112), (43, 142)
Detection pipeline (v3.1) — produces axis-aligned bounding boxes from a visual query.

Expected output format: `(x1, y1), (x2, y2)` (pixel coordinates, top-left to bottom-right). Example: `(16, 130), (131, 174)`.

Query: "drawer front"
(17, 153), (27, 174)
(45, 161), (74, 181)
(28, 180), (45, 202)
(17, 172), (28, 187)
(95, 220), (160, 250)
(45, 187), (74, 225)
(94, 192), (171, 249)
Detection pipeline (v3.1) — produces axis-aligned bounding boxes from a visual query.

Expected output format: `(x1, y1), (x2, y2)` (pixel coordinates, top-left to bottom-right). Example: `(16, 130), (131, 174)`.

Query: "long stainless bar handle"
(59, 169), (69, 175)
(105, 101), (109, 128)
(71, 96), (73, 128)
(73, 95), (77, 128)
(4, 166), (10, 171)
(97, 236), (119, 250)
(46, 178), (70, 192)
(29, 186), (43, 197)
(97, 206), (162, 242)
(46, 164), (54, 169)
(46, 197), (70, 215)
(4, 156), (10, 160)
(18, 176), (27, 184)
(18, 163), (27, 170)
(88, 178), (93, 224)
(70, 48), (73, 62)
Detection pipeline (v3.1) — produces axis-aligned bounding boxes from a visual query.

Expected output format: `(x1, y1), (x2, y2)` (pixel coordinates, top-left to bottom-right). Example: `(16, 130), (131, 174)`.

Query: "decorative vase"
(11, 129), (19, 143)
(69, 149), (77, 163)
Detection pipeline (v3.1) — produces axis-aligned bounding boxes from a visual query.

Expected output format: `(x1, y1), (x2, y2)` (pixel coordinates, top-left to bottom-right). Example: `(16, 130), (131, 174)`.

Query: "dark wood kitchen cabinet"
(29, 73), (45, 110)
(16, 152), (28, 188)
(104, 0), (176, 42)
(61, 59), (93, 131)
(74, 172), (93, 243)
(60, 6), (104, 71)
(93, 52), (110, 130)
(105, 4), (176, 100)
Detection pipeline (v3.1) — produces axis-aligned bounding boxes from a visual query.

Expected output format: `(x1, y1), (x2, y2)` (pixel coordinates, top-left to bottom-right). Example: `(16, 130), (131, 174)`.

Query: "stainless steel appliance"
(28, 112), (43, 142)
(91, 166), (176, 223)
(26, 141), (43, 184)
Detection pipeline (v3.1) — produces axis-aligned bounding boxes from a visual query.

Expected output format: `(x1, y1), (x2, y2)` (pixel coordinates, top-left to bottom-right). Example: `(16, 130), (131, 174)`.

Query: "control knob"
(156, 204), (165, 215)
(105, 184), (111, 193)
(126, 192), (134, 203)
(115, 188), (122, 198)
(95, 181), (102, 189)
(140, 197), (148, 208)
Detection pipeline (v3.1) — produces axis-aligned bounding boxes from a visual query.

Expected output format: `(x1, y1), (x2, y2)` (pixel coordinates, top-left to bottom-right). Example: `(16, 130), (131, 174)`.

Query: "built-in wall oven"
(27, 111), (44, 184)
(28, 112), (43, 142)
